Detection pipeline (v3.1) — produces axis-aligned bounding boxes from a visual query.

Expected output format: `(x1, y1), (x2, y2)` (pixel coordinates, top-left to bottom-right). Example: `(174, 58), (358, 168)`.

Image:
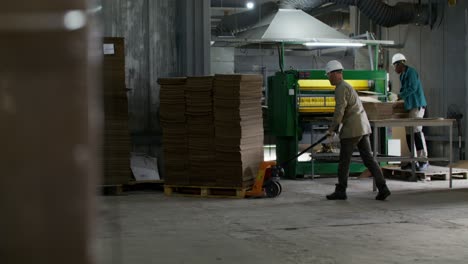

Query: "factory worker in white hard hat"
(392, 53), (429, 172)
(325, 60), (390, 201)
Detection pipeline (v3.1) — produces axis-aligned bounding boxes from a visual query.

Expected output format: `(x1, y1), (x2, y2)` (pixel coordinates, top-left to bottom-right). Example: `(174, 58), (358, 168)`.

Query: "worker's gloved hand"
(387, 92), (398, 102)
(326, 130), (336, 138)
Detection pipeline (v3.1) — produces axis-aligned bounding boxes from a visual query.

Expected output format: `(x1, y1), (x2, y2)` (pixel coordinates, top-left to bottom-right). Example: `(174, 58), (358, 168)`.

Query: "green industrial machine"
(267, 69), (389, 179)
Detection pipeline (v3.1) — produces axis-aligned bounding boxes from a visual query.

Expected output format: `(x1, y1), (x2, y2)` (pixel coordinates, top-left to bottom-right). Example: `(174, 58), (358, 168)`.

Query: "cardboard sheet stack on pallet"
(102, 37), (132, 185)
(158, 78), (189, 185)
(185, 77), (216, 186)
(158, 74), (264, 190)
(213, 74), (264, 188)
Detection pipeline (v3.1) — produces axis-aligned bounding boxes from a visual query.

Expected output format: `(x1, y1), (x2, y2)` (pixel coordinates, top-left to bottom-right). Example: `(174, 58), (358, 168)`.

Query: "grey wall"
(177, 0), (211, 76)
(385, 1), (467, 160)
(101, 0), (210, 160)
(211, 47), (235, 74)
(101, 0), (178, 138)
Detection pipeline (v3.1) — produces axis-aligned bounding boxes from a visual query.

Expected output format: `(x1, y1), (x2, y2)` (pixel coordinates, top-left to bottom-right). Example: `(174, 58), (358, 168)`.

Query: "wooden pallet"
(100, 180), (165, 195)
(100, 184), (124, 195)
(164, 185), (247, 198)
(124, 180), (164, 191)
(382, 165), (468, 182)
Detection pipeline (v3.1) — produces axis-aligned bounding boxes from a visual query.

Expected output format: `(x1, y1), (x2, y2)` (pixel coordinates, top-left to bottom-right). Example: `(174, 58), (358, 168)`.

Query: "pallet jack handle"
(280, 134), (329, 167)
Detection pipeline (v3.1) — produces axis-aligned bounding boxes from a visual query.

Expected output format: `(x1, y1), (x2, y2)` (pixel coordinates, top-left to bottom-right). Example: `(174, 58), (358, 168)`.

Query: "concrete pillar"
(465, 8), (468, 160)
(177, 0), (211, 76)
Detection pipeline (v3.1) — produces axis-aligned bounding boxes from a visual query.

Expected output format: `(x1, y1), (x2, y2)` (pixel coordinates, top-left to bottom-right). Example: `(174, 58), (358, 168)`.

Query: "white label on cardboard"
(130, 153), (160, 181)
(103, 44), (115, 55)
(288, 89), (294, 95)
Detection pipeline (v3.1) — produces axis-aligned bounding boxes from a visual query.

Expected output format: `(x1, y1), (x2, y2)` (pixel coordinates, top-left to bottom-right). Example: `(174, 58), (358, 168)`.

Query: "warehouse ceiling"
(210, 0), (275, 33)
(210, 0), (440, 39)
(210, 0), (351, 38)
(210, 0), (352, 49)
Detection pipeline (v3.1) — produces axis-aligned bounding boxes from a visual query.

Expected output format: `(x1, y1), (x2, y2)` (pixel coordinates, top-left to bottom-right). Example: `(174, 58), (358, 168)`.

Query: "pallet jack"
(245, 134), (329, 198)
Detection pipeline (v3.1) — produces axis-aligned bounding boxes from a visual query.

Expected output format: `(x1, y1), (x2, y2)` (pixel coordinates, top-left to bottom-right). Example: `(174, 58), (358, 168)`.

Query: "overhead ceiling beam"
(211, 0), (245, 8)
(211, 7), (249, 12)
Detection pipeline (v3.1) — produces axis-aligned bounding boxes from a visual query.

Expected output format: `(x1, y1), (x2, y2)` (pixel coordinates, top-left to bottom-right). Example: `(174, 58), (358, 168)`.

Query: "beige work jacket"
(330, 80), (372, 139)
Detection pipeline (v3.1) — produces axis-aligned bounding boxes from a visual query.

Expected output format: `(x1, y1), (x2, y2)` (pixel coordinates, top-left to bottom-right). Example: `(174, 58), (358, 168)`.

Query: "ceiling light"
(63, 10), (86, 30)
(246, 2), (255, 9)
(303, 42), (365, 47)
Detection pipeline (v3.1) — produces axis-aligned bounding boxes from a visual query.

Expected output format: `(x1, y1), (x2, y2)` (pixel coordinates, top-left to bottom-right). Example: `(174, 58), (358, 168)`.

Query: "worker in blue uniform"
(325, 60), (391, 201)
(392, 53), (429, 172)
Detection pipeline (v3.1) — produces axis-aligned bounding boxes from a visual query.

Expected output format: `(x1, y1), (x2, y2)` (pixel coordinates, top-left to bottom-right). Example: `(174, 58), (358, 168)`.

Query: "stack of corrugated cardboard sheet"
(213, 74), (264, 187)
(392, 101), (409, 118)
(102, 37), (132, 185)
(185, 76), (216, 186)
(158, 77), (189, 185)
(362, 102), (394, 120)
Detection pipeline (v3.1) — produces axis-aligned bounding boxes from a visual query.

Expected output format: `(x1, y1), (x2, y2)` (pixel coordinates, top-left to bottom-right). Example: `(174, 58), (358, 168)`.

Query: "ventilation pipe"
(326, 0), (437, 28)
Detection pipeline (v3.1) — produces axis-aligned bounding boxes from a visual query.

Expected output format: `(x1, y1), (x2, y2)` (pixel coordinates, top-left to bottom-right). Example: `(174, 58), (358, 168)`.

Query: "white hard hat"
(325, 60), (344, 74)
(392, 53), (406, 64)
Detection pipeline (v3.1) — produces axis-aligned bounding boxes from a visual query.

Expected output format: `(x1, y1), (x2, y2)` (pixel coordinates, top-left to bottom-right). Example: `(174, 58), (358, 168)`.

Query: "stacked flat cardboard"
(158, 78), (189, 185)
(213, 74), (264, 187)
(102, 37), (132, 185)
(185, 77), (216, 186)
(392, 101), (409, 118)
(362, 102), (394, 120)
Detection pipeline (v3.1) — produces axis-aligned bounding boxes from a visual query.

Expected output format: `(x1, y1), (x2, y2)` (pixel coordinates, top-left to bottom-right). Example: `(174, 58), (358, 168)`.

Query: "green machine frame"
(267, 69), (389, 179)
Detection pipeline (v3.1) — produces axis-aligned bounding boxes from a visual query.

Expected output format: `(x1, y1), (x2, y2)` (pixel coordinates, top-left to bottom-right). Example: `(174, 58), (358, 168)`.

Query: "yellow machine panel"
(298, 79), (372, 113)
(298, 79), (371, 91)
(299, 97), (335, 113)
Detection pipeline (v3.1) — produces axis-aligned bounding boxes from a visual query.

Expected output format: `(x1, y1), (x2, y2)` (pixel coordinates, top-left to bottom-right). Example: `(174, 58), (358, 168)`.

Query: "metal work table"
(370, 118), (455, 188)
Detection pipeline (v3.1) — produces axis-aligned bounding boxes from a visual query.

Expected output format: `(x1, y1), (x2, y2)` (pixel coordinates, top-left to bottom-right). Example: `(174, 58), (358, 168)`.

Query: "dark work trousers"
(337, 134), (386, 190)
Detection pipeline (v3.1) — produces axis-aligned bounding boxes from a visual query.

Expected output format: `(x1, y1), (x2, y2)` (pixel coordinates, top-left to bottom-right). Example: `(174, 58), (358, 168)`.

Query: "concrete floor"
(97, 178), (468, 264)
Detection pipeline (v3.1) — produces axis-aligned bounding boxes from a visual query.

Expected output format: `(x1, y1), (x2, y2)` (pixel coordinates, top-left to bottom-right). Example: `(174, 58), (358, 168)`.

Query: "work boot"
(375, 184), (391, 201)
(326, 184), (347, 200)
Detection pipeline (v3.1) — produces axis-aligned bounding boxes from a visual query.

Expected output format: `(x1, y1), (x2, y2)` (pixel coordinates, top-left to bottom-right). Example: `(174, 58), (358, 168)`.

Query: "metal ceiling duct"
(325, 0), (437, 28)
(214, 0), (438, 37)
